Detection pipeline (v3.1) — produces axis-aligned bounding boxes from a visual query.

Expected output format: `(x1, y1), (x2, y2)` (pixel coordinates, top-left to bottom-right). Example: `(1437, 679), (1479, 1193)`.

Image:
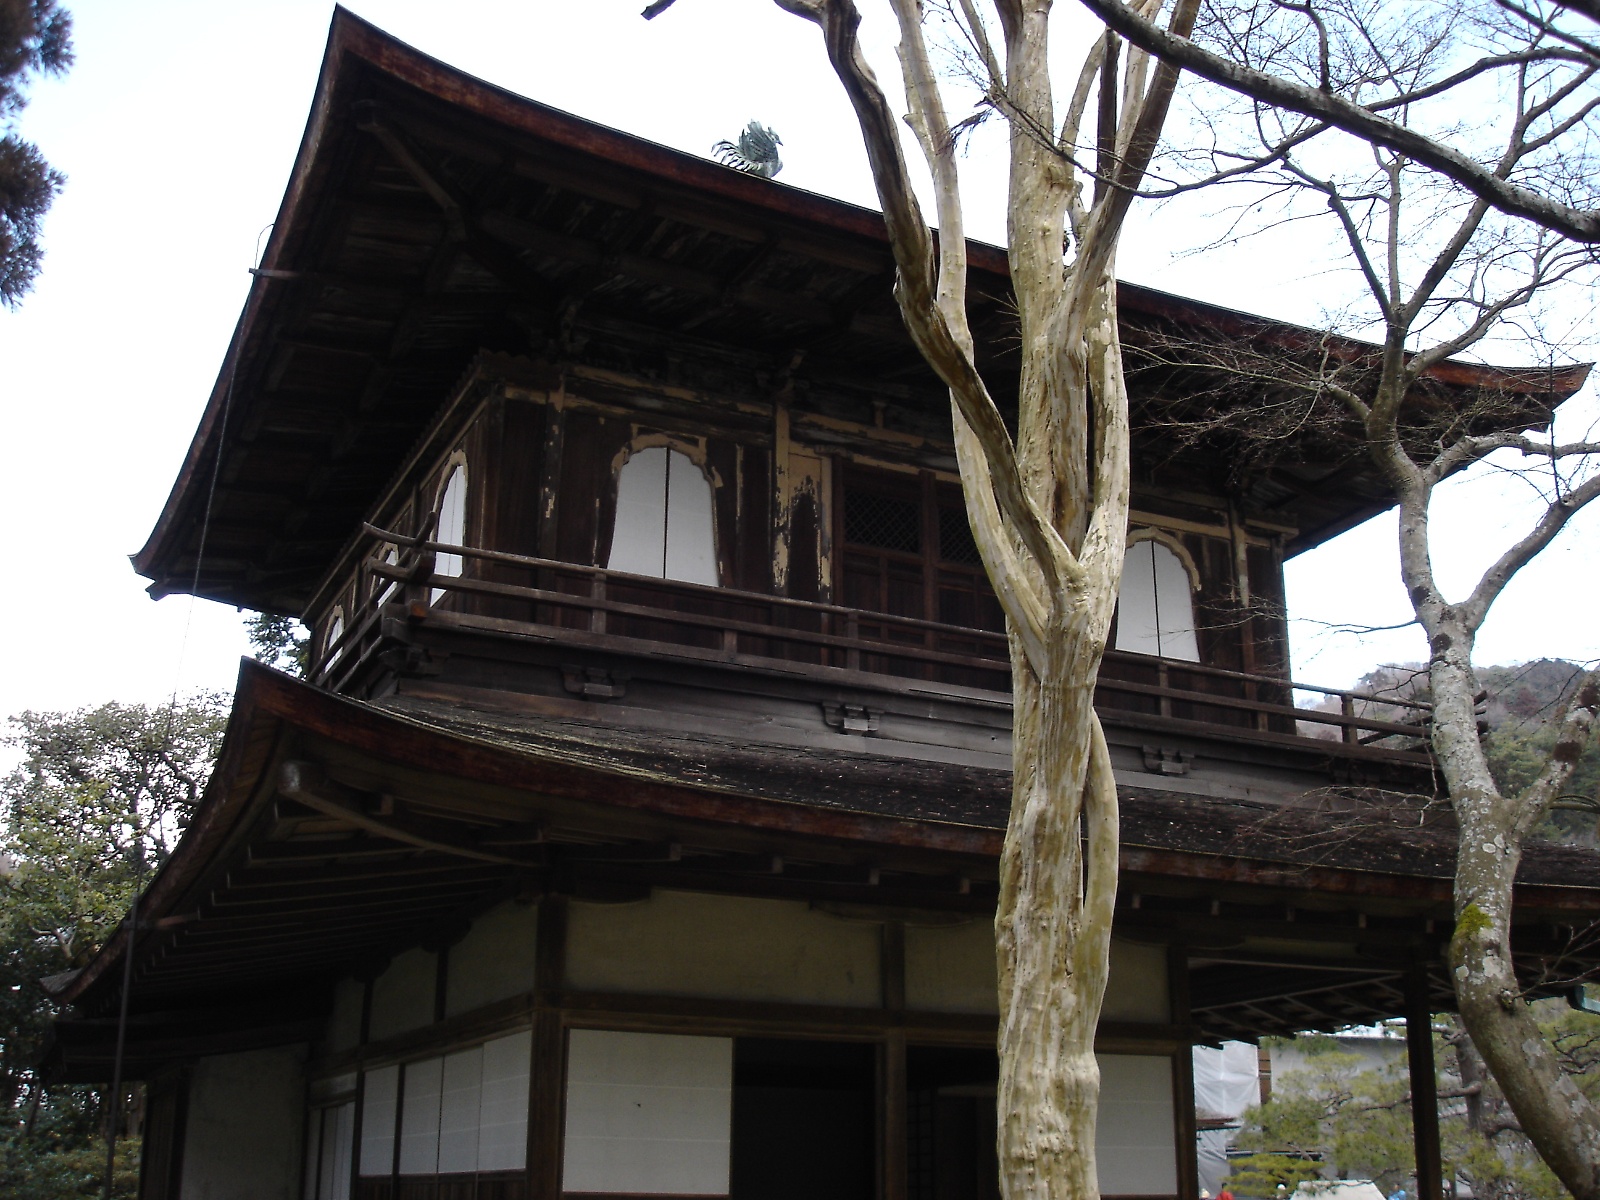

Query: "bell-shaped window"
(432, 464), (467, 604)
(607, 447), (718, 586)
(324, 608), (346, 668)
(1115, 538), (1199, 661)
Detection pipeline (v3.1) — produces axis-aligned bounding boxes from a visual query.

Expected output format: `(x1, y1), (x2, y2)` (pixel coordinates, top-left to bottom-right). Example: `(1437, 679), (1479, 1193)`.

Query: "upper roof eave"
(130, 6), (1593, 596)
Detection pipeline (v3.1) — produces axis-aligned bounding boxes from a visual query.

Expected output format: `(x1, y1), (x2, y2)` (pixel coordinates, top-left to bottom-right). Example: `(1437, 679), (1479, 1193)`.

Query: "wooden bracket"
(823, 702), (881, 736)
(561, 665), (628, 701)
(277, 760), (543, 868)
(1141, 745), (1193, 776)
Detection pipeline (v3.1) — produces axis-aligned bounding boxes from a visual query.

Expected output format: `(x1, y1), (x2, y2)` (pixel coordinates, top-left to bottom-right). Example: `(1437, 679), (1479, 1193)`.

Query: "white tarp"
(1294, 1182), (1388, 1200)
(1193, 1042), (1260, 1119)
(1193, 1042), (1262, 1196)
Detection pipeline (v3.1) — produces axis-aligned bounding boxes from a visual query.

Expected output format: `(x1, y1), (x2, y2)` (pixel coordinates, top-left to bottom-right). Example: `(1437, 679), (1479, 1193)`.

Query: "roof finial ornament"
(713, 122), (783, 179)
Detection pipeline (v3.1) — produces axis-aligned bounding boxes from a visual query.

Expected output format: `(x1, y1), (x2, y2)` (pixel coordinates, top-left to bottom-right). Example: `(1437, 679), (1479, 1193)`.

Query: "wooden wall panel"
(706, 437), (740, 587)
(736, 445), (772, 594)
(556, 412), (629, 568)
(490, 400), (548, 560)
(1247, 542), (1291, 681)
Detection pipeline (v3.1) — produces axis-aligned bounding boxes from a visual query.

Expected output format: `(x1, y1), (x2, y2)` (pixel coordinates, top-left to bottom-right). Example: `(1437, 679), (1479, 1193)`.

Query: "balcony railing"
(312, 529), (1434, 761)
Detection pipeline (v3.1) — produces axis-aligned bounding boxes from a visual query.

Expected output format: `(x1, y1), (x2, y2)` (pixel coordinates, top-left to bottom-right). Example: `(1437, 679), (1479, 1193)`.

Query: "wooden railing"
(311, 530), (1434, 756)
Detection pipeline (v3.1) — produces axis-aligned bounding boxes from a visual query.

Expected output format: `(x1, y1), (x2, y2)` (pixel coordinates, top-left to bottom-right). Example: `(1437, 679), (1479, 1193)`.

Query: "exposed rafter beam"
(277, 761), (544, 868)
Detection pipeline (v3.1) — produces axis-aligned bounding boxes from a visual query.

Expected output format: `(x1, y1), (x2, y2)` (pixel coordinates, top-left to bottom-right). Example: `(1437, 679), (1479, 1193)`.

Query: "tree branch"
(1075, 0), (1600, 241)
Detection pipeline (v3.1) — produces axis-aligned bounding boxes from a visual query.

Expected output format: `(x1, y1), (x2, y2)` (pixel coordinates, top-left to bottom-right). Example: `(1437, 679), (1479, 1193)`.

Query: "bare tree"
(1096, 3), (1600, 1192)
(644, 3), (1198, 1198)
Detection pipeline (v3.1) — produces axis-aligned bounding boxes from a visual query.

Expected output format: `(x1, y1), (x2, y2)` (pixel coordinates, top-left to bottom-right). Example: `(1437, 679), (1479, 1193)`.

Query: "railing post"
(1245, 675), (1268, 732)
(405, 550), (435, 618)
(1157, 660), (1173, 719)
(846, 612), (861, 672)
(589, 574), (607, 636)
(1342, 694), (1358, 744)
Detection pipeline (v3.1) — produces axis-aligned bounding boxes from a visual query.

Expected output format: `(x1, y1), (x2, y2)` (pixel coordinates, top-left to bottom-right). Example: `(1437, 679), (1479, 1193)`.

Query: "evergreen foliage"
(1231, 1013), (1600, 1200)
(246, 611), (310, 676)
(0, 0), (71, 307)
(0, 695), (226, 1195)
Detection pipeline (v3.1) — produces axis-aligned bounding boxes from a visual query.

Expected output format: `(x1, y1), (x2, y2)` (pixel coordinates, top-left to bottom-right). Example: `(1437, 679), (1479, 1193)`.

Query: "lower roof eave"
(58, 659), (1600, 1013)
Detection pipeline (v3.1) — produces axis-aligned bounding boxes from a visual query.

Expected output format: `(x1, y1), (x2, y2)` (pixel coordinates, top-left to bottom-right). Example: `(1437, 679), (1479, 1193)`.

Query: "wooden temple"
(44, 10), (1600, 1200)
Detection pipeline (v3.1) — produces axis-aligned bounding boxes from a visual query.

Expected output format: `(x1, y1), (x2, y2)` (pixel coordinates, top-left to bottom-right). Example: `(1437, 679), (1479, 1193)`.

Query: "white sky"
(0, 0), (1594, 727)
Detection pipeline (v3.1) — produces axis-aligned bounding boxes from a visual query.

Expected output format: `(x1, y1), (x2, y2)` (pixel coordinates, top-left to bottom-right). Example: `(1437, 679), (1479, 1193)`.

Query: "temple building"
(41, 11), (1600, 1200)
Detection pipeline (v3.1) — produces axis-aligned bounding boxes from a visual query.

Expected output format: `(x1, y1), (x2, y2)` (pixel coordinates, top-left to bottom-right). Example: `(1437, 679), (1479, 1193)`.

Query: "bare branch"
(1461, 470), (1600, 629)
(1076, 0), (1600, 241)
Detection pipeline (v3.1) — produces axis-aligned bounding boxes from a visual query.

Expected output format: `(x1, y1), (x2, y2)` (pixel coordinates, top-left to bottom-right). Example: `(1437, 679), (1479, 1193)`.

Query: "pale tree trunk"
(752, 4), (1194, 1200)
(1386, 464), (1600, 1200)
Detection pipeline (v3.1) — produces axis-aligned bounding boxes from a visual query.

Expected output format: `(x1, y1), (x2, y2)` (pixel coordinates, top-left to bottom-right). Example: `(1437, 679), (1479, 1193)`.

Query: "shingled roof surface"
(377, 692), (1600, 892)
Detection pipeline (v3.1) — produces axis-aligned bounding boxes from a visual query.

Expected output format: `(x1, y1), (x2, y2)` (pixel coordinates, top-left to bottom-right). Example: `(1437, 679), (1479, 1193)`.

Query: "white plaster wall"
(446, 900), (539, 1017)
(566, 890), (880, 1006)
(563, 1029), (733, 1195)
(1102, 940), (1170, 1024)
(905, 928), (1169, 1023)
(1098, 1053), (1178, 1196)
(369, 946), (435, 1040)
(323, 978), (363, 1054)
(905, 919), (995, 1013)
(179, 1045), (306, 1200)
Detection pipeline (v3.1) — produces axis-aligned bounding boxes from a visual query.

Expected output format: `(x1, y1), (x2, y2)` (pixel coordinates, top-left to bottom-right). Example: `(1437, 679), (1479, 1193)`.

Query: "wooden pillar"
(1168, 944), (1199, 1200)
(881, 1033), (908, 1200)
(1406, 961), (1444, 1200)
(529, 894), (569, 1200)
(881, 921), (908, 1200)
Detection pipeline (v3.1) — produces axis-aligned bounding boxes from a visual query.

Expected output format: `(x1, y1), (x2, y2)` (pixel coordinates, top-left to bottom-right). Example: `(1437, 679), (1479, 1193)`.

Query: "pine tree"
(0, 0), (71, 308)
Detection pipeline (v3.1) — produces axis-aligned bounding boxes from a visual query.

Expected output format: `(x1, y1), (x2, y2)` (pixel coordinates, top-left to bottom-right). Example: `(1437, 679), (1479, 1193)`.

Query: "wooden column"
(529, 894), (569, 1200)
(881, 921), (908, 1200)
(1168, 944), (1200, 1200)
(1407, 961), (1444, 1200)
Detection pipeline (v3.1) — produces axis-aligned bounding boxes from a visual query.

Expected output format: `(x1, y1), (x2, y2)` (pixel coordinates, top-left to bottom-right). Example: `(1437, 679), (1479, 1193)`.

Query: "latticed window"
(844, 489), (921, 554)
(937, 506), (982, 566)
(839, 468), (1001, 634)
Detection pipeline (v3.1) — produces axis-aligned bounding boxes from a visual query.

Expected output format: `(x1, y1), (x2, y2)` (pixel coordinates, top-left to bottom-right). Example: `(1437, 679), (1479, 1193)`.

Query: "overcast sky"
(0, 0), (1594, 729)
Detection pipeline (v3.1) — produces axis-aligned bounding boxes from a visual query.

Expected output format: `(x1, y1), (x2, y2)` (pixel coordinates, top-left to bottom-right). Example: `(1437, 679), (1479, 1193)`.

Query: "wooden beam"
(1407, 960), (1444, 1200)
(1169, 945), (1200, 1200)
(277, 761), (543, 867)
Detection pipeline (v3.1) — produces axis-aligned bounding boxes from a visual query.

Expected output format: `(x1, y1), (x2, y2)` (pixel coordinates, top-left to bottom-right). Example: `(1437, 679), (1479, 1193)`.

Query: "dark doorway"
(730, 1038), (876, 1200)
(907, 1045), (1000, 1200)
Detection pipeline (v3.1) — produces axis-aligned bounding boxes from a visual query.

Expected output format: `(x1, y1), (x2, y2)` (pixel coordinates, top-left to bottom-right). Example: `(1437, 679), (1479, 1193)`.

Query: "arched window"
(373, 543), (400, 607)
(432, 463), (467, 605)
(1115, 537), (1200, 661)
(606, 446), (718, 586)
(325, 608), (346, 667)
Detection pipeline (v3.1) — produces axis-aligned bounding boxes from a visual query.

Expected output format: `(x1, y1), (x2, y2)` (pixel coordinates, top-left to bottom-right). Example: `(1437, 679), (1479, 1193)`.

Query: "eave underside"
(132, 11), (1589, 614)
(48, 662), (1600, 1078)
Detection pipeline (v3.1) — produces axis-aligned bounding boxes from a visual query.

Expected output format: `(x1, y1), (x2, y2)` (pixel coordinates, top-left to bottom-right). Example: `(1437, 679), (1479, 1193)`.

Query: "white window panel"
(437, 1047), (483, 1174)
(432, 465), (467, 604)
(317, 1103), (354, 1200)
(1115, 539), (1199, 661)
(1097, 1054), (1177, 1196)
(607, 447), (718, 586)
(563, 1029), (732, 1196)
(663, 451), (718, 585)
(358, 1065), (399, 1177)
(478, 1031), (532, 1172)
(398, 1057), (443, 1175)
(609, 446), (669, 577)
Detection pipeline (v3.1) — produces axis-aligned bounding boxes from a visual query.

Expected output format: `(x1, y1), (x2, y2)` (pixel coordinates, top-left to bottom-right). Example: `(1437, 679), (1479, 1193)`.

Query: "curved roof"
(50, 659), (1600, 1055)
(132, 8), (1590, 612)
